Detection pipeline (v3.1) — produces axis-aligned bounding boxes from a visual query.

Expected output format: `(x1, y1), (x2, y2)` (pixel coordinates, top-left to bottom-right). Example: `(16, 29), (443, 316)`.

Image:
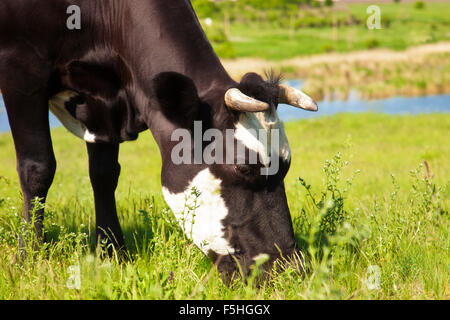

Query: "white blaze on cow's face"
(234, 105), (291, 167)
(162, 168), (235, 256)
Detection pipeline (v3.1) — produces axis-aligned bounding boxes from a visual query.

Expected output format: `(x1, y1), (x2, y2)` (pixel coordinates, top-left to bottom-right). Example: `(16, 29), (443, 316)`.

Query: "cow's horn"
(225, 88), (270, 112)
(279, 84), (318, 112)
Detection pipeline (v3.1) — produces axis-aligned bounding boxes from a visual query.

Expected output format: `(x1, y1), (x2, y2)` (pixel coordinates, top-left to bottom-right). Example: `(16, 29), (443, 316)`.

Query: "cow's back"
(0, 0), (67, 42)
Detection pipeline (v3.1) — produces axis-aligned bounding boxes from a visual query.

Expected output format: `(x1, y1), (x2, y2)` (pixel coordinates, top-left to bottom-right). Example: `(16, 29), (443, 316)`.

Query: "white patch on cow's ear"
(234, 106), (291, 164)
(162, 169), (235, 256)
(49, 91), (96, 143)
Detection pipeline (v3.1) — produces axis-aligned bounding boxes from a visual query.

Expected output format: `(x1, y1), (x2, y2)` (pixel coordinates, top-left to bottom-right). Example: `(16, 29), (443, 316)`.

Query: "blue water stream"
(1, 80), (449, 132)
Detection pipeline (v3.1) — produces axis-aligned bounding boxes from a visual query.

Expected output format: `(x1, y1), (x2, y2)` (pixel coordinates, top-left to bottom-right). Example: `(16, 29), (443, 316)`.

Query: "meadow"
(223, 44), (450, 101)
(199, 2), (450, 59)
(204, 1), (450, 100)
(0, 113), (448, 299)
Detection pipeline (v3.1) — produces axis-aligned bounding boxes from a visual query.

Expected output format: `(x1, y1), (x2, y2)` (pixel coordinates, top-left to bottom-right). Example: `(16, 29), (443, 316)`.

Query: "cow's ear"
(65, 61), (122, 99)
(153, 72), (201, 129)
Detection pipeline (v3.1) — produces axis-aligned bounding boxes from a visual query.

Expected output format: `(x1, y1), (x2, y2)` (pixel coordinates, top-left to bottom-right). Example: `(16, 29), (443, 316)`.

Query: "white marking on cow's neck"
(48, 91), (97, 143)
(162, 169), (234, 256)
(234, 106), (291, 165)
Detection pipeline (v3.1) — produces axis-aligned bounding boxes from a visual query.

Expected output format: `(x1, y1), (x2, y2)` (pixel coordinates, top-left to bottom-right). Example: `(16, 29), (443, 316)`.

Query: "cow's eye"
(235, 164), (255, 177)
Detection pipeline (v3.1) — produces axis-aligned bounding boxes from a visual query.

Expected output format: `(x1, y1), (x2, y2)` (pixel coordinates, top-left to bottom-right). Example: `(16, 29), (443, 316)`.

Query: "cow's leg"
(86, 143), (126, 256)
(1, 87), (56, 248)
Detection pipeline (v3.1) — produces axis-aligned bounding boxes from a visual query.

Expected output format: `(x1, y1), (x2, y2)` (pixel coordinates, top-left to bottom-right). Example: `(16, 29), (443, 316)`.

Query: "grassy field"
(223, 43), (450, 100)
(202, 2), (450, 60)
(0, 113), (448, 299)
(210, 1), (450, 100)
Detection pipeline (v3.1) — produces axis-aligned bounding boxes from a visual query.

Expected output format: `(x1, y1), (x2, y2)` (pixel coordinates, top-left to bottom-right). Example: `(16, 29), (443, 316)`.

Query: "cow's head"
(153, 71), (318, 279)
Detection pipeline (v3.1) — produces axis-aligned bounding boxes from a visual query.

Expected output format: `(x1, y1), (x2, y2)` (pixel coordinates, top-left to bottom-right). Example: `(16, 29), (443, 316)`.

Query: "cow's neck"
(118, 0), (235, 147)
(119, 0), (234, 98)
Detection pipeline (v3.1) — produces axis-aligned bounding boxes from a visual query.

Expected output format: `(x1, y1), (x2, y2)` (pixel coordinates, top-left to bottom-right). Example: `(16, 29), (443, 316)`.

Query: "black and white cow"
(0, 0), (317, 276)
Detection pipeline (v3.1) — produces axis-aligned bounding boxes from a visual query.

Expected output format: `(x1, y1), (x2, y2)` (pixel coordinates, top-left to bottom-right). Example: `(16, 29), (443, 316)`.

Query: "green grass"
(300, 51), (450, 101)
(202, 2), (450, 60)
(0, 113), (449, 299)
